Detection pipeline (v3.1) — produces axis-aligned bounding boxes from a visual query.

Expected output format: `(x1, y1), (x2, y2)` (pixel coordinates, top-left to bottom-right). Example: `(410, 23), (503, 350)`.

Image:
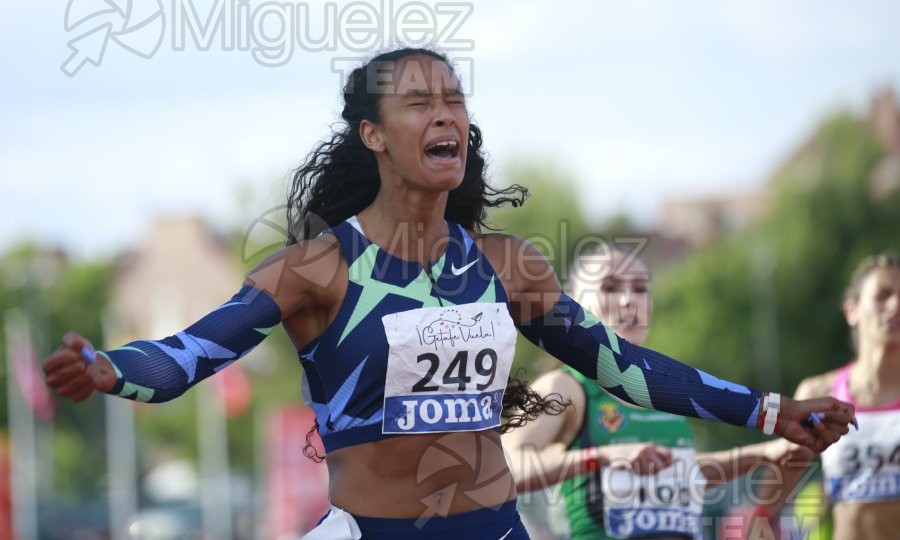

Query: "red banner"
(11, 324), (55, 421)
(0, 435), (11, 540)
(214, 363), (252, 418)
(264, 406), (329, 539)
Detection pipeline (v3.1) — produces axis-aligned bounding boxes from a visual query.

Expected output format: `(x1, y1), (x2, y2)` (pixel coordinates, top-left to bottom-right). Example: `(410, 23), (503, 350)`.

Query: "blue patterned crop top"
(299, 217), (517, 452)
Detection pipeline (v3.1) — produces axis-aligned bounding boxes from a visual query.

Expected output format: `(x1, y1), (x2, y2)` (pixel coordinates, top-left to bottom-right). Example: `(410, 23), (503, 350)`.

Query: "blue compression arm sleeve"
(518, 293), (762, 428)
(98, 285), (281, 403)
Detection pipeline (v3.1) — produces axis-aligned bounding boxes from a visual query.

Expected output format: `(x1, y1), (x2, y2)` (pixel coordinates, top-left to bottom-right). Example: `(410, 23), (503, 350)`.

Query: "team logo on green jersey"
(599, 402), (626, 433)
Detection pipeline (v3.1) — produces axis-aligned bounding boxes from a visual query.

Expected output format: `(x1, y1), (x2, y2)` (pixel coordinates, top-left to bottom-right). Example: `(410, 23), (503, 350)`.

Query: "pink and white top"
(820, 363), (900, 503)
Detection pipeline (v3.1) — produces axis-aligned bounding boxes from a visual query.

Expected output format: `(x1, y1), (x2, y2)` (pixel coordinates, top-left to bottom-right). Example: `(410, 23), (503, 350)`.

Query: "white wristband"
(762, 392), (781, 435)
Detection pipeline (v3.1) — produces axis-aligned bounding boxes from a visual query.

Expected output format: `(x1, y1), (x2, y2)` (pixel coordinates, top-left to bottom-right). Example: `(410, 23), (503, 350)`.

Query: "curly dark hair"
(501, 371), (571, 431)
(293, 47), (568, 461)
(285, 47), (528, 242)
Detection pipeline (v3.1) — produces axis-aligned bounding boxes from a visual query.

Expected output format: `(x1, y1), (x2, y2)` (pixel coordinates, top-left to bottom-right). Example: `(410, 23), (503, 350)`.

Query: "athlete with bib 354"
(757, 252), (900, 540)
(43, 48), (857, 539)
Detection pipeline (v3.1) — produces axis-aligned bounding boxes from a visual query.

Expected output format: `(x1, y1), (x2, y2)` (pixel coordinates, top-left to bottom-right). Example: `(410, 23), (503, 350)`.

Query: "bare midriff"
(832, 500), (900, 540)
(325, 429), (515, 518)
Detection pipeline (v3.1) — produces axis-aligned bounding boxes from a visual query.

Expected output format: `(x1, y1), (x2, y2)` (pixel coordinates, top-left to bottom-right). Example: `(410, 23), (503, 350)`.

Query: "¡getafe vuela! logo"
(417, 309), (495, 350)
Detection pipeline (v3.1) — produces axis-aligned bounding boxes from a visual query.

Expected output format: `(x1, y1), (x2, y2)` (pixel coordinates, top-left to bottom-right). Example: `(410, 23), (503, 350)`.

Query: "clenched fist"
(777, 395), (856, 453)
(43, 332), (118, 402)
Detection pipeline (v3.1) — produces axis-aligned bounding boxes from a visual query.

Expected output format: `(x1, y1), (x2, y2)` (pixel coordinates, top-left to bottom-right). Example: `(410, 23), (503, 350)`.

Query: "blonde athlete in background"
(504, 247), (812, 539)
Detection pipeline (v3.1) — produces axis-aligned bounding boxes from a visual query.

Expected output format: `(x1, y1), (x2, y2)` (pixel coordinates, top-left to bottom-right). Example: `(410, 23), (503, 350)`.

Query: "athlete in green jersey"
(558, 365), (698, 539)
(505, 247), (811, 539)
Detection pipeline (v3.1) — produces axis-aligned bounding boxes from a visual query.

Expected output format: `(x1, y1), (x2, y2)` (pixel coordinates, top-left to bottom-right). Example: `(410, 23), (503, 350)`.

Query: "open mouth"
(424, 140), (460, 160)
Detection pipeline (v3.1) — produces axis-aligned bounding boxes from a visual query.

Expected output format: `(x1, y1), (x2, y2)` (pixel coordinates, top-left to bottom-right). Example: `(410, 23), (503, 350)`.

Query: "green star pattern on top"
(337, 244), (496, 346)
(581, 310), (652, 408)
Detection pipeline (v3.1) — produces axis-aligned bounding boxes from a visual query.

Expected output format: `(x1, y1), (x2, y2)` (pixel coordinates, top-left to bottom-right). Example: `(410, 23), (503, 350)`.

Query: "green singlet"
(559, 366), (696, 540)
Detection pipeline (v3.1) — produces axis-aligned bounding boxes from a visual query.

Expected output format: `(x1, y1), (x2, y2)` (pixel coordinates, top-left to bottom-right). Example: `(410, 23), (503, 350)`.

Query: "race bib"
(821, 409), (900, 502)
(601, 448), (706, 539)
(381, 303), (516, 434)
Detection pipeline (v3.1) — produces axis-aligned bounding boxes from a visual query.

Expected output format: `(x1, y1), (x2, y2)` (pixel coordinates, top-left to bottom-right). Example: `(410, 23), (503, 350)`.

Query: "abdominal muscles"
(326, 429), (515, 518)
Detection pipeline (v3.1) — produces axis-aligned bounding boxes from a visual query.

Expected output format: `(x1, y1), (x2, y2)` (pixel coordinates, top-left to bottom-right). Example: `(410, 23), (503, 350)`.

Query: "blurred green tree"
(648, 111), (900, 450)
(488, 159), (593, 379)
(0, 245), (113, 497)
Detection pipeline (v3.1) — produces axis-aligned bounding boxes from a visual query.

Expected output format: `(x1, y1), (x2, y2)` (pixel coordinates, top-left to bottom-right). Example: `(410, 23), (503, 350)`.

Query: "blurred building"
(105, 214), (329, 540)
(108, 215), (241, 343)
(661, 191), (770, 249)
(660, 87), (900, 248)
(869, 87), (900, 199)
(105, 214), (248, 540)
(870, 87), (900, 155)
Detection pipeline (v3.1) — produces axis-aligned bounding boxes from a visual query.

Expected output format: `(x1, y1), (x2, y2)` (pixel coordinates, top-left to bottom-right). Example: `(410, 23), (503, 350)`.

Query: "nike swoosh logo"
(498, 528), (514, 540)
(450, 259), (478, 276)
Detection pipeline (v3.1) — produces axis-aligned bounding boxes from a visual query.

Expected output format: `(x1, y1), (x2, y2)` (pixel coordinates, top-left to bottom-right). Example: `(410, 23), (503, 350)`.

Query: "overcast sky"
(2, 1), (899, 259)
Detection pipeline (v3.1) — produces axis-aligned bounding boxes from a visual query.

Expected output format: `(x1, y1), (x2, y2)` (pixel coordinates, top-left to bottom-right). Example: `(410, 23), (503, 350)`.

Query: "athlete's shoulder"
(471, 231), (524, 256)
(473, 232), (556, 284)
(472, 230), (528, 244)
(532, 366), (583, 398)
(252, 234), (343, 280)
(246, 235), (346, 316)
(794, 368), (842, 400)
